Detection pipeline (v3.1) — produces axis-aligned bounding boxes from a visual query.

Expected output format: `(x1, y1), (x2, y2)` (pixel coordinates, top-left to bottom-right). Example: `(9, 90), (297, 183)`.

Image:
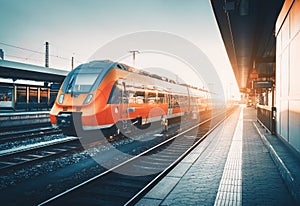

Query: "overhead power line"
(0, 41), (44, 55)
(0, 41), (73, 61)
(6, 54), (45, 62)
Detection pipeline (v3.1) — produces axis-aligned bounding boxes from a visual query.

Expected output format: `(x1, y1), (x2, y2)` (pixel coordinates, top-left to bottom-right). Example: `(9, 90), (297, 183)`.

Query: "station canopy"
(210, 0), (285, 93)
(0, 60), (68, 83)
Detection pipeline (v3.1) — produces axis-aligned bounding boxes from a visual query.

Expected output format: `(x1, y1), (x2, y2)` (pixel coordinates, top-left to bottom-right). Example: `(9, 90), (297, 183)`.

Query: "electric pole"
(129, 50), (140, 66)
(45, 42), (49, 67)
(71, 56), (74, 70)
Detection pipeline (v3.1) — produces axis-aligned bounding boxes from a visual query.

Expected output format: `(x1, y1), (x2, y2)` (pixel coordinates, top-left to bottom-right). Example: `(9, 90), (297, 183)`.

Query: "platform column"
(13, 83), (16, 111)
(26, 86), (29, 111)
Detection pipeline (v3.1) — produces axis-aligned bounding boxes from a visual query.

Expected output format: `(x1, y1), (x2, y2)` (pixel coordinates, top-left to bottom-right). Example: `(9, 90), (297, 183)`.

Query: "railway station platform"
(0, 110), (51, 132)
(137, 106), (300, 205)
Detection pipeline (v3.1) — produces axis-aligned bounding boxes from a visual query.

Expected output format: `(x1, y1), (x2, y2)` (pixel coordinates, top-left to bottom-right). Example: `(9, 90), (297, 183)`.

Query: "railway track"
(0, 127), (63, 144)
(0, 114), (190, 173)
(0, 117), (184, 173)
(0, 136), (80, 171)
(38, 107), (236, 206)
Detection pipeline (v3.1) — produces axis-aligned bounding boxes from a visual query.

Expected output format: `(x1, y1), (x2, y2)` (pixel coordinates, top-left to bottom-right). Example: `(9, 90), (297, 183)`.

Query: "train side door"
(168, 94), (172, 116)
(120, 82), (129, 120)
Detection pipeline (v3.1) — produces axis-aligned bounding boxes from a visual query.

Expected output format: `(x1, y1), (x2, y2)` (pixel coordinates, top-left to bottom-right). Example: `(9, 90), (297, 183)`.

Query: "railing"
(257, 105), (276, 134)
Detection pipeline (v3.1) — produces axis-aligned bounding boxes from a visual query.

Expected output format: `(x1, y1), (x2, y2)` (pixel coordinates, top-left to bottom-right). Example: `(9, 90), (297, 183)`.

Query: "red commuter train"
(50, 60), (210, 136)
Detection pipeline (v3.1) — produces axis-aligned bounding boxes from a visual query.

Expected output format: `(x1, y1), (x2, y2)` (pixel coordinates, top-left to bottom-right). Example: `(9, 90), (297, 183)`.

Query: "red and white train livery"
(50, 60), (210, 136)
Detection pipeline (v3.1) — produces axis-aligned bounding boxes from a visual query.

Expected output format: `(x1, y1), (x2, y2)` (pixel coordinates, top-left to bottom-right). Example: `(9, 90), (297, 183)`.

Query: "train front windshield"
(62, 66), (105, 94)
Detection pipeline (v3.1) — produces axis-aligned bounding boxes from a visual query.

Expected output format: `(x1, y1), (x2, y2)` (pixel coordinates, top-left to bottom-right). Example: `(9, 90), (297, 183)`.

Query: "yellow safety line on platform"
(214, 107), (243, 206)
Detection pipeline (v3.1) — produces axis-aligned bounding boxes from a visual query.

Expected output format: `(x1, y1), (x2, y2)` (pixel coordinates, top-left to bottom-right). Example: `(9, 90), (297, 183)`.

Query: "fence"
(257, 105), (276, 134)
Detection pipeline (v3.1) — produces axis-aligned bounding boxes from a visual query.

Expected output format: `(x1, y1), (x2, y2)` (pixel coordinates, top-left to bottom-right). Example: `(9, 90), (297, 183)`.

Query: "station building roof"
(210, 0), (284, 92)
(0, 60), (68, 83)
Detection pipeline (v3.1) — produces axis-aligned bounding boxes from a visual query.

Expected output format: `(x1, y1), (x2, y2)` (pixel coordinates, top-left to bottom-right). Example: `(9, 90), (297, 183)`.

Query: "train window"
(108, 83), (122, 104)
(157, 93), (165, 104)
(120, 80), (146, 104)
(197, 97), (202, 105)
(17, 86), (27, 102)
(136, 96), (144, 104)
(134, 91), (145, 104)
(74, 74), (97, 92)
(147, 92), (156, 104)
(116, 64), (128, 71)
(128, 92), (135, 104)
(171, 95), (180, 108)
(63, 69), (102, 94)
(179, 95), (189, 106)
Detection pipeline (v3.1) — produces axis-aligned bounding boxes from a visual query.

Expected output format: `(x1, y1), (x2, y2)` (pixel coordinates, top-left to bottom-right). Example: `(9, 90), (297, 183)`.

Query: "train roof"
(83, 60), (173, 81)
(0, 60), (68, 83)
(84, 60), (208, 93)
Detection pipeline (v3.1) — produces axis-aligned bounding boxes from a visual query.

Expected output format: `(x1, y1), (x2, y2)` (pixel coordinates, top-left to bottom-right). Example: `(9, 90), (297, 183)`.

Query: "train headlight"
(58, 94), (64, 104)
(83, 94), (93, 104)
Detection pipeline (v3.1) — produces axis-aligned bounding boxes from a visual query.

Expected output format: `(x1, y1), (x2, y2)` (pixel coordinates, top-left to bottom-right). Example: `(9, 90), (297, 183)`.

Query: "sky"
(0, 0), (239, 99)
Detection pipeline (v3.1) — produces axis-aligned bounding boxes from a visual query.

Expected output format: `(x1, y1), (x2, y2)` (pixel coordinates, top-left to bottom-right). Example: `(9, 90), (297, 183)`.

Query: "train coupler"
(57, 112), (82, 136)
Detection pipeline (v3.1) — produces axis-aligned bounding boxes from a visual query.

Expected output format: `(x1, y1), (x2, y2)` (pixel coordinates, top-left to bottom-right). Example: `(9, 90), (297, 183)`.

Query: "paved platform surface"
(0, 110), (51, 131)
(137, 106), (299, 205)
(0, 110), (49, 116)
